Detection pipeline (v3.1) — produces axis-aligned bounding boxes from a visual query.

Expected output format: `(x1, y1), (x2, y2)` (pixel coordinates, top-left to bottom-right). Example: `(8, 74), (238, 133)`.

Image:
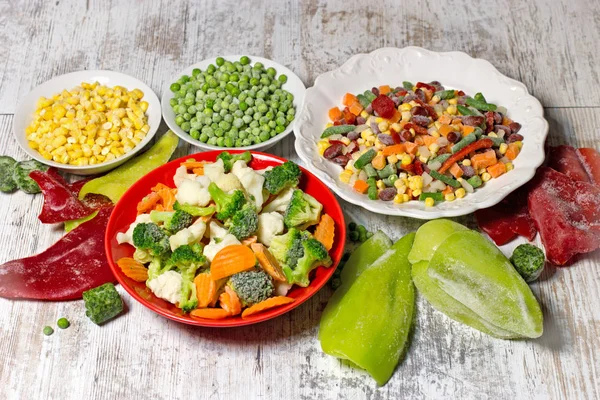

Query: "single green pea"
(275, 125), (285, 133)
(216, 137), (225, 147)
(175, 116), (184, 126)
(278, 74), (288, 83)
(224, 137), (234, 147)
(207, 137), (218, 145)
(169, 98), (177, 107)
(181, 121), (191, 132)
(170, 83), (181, 92)
(199, 133), (209, 143)
(266, 67), (276, 77)
(190, 129), (200, 139)
(216, 57), (225, 66)
(253, 62), (264, 70)
(240, 56), (250, 65)
(259, 131), (271, 142)
(43, 326), (54, 336)
(192, 68), (201, 77)
(57, 318), (70, 329)
(208, 78), (219, 88)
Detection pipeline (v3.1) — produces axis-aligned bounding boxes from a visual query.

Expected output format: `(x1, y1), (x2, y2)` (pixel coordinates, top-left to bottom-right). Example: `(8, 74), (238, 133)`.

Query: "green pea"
(239, 102), (248, 111)
(240, 56), (250, 65)
(208, 78), (219, 88)
(43, 326), (54, 336)
(286, 114), (294, 122)
(276, 116), (286, 126)
(259, 131), (270, 142)
(236, 138), (244, 146)
(266, 67), (276, 77)
(57, 317), (70, 329)
(170, 83), (181, 92)
(181, 121), (191, 132)
(169, 98), (177, 107)
(192, 68), (201, 77)
(242, 138), (252, 146)
(216, 57), (225, 66)
(225, 137), (234, 147)
(199, 133), (209, 142)
(201, 83), (209, 92)
(220, 73), (230, 82)
(230, 74), (239, 82)
(219, 121), (231, 131)
(190, 129), (200, 139)
(275, 125), (285, 133)
(278, 74), (288, 83)
(175, 116), (184, 126)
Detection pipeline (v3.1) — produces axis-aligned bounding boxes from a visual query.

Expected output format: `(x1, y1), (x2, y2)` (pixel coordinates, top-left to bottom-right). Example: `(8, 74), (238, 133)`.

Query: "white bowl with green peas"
(161, 55), (305, 152)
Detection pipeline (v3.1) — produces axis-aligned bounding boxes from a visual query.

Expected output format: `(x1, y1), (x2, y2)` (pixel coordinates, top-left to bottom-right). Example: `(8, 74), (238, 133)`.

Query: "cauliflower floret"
(205, 221), (229, 239)
(147, 270), (182, 304)
(215, 173), (243, 192)
(232, 160), (265, 209)
(173, 165), (196, 188)
(204, 158), (225, 182)
(116, 214), (153, 246)
(169, 220), (207, 251)
(255, 166), (274, 175)
(203, 234), (241, 262)
(195, 175), (211, 187)
(262, 186), (295, 213)
(274, 281), (293, 296)
(257, 212), (284, 246)
(175, 179), (211, 207)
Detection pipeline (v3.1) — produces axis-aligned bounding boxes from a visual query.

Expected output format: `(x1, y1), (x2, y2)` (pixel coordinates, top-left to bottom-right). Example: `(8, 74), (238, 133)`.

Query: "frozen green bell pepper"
(408, 219), (468, 264)
(78, 131), (179, 203)
(319, 233), (415, 386)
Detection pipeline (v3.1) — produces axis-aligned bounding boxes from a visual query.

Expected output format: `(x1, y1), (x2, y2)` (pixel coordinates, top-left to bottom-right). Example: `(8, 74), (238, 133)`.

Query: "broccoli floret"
(268, 228), (305, 268)
(173, 201), (216, 217)
(283, 238), (332, 287)
(217, 151), (252, 173)
(168, 243), (206, 313)
(228, 270), (274, 306)
(283, 189), (323, 229)
(132, 223), (171, 257)
(208, 182), (246, 220)
(147, 253), (175, 281)
(150, 210), (193, 233)
(510, 244), (545, 282)
(263, 161), (302, 195)
(228, 204), (259, 240)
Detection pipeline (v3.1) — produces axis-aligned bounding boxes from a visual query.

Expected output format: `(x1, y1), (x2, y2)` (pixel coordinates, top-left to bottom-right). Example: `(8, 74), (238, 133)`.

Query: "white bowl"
(294, 47), (549, 219)
(13, 70), (161, 175)
(161, 55), (305, 152)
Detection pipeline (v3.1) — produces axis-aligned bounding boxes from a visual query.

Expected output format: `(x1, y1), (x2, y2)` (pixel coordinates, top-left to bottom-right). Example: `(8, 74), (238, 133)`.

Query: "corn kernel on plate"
(293, 47), (549, 219)
(14, 70), (161, 175)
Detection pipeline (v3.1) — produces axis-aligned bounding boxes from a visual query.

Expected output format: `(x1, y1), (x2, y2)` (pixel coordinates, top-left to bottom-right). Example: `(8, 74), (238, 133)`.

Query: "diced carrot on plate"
(241, 296), (295, 318)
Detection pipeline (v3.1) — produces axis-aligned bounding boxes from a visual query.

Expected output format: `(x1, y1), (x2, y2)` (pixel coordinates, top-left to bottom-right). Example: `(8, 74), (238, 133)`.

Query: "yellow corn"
(506, 162), (514, 171)
(376, 180), (386, 190)
(446, 105), (457, 115)
(339, 169), (353, 183)
(455, 188), (466, 198)
(499, 143), (508, 155)
(401, 154), (412, 166)
(394, 194), (404, 204)
(482, 172), (492, 182)
(317, 140), (331, 156)
(448, 98), (458, 105)
(462, 159), (472, 167)
(445, 193), (456, 202)
(402, 193), (410, 202)
(424, 197), (435, 207)
(412, 189), (422, 197)
(428, 143), (440, 153)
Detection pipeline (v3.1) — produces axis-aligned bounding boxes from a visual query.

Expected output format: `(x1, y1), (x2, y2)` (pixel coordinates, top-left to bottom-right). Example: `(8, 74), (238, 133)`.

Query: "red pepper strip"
(416, 82), (437, 92)
(438, 138), (494, 173)
(403, 122), (428, 136)
(413, 98), (438, 120)
(0, 207), (115, 300)
(30, 169), (96, 224)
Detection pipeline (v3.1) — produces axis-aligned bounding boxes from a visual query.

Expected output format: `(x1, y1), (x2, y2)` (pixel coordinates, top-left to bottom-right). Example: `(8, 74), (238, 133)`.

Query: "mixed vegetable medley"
(169, 56), (296, 147)
(319, 82), (523, 206)
(116, 152), (335, 319)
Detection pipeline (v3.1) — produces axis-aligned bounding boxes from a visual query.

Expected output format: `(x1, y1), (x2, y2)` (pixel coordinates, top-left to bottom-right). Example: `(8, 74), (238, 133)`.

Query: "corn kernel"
(455, 188), (466, 198)
(448, 98), (458, 105)
(401, 155), (412, 166)
(400, 103), (412, 112)
(401, 111), (412, 121)
(391, 123), (401, 132)
(482, 173), (492, 182)
(445, 193), (456, 202)
(478, 168), (486, 175)
(428, 143), (440, 153)
(360, 110), (369, 119)
(419, 155), (428, 164)
(424, 197), (435, 207)
(462, 159), (472, 167)
(340, 137), (351, 146)
(430, 129), (440, 138)
(499, 143), (508, 155)
(394, 194), (404, 204)
(402, 194), (410, 202)
(446, 105), (457, 115)
(139, 101), (149, 112)
(488, 131), (498, 138)
(412, 189), (422, 197)
(376, 180), (386, 190)
(506, 162), (514, 171)
(378, 121), (389, 132)
(515, 141), (523, 149)
(387, 154), (398, 164)
(317, 140), (331, 156)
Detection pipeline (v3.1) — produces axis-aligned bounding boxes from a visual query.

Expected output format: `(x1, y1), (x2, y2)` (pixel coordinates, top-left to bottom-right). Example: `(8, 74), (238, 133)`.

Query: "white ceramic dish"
(161, 55), (305, 152)
(13, 70), (161, 175)
(294, 47), (549, 219)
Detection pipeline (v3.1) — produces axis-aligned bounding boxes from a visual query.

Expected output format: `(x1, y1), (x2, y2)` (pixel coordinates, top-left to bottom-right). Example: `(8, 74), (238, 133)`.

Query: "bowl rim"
(161, 55), (306, 152)
(293, 46), (549, 219)
(104, 150), (345, 327)
(13, 69), (161, 172)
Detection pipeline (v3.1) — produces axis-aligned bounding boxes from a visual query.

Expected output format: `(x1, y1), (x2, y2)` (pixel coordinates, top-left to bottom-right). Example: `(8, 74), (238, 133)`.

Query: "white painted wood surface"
(1, 1), (599, 399)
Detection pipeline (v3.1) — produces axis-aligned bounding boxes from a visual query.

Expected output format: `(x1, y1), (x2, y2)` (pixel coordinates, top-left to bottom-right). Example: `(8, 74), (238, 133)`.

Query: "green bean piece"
(357, 94), (371, 108)
(354, 149), (377, 169)
(465, 97), (497, 112)
(363, 90), (377, 102)
(57, 318), (70, 329)
(429, 170), (462, 188)
(382, 177), (394, 187)
(419, 192), (444, 202)
(320, 124), (356, 138)
(402, 81), (414, 90)
(363, 163), (378, 178)
(435, 90), (456, 100)
(483, 135), (505, 147)
(451, 132), (477, 153)
(367, 185), (378, 201)
(377, 163), (397, 179)
(474, 92), (487, 103)
(43, 326), (54, 336)
(467, 175), (483, 188)
(473, 127), (484, 138)
(366, 177), (377, 187)
(457, 105), (477, 116)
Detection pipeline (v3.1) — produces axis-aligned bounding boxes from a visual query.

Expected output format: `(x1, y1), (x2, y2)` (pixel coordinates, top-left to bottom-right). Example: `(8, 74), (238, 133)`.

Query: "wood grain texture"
(1, 1), (600, 399)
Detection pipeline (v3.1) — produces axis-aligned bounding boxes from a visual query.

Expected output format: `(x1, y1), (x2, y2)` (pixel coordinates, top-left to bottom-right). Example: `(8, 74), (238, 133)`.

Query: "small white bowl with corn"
(13, 70), (161, 175)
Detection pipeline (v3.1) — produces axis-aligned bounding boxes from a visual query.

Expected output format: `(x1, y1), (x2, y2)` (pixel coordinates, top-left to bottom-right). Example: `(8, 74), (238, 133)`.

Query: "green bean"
(320, 124), (356, 138)
(402, 81), (414, 90)
(354, 149), (377, 169)
(363, 163), (378, 178)
(377, 162), (397, 178)
(474, 92), (487, 103)
(367, 177), (377, 187)
(431, 153), (451, 164)
(435, 90), (456, 100)
(363, 90), (377, 102)
(467, 175), (483, 188)
(465, 97), (497, 111)
(451, 132), (477, 153)
(429, 170), (462, 188)
(483, 135), (505, 147)
(457, 105), (477, 116)
(357, 94), (371, 108)
(419, 192), (444, 202)
(367, 186), (378, 201)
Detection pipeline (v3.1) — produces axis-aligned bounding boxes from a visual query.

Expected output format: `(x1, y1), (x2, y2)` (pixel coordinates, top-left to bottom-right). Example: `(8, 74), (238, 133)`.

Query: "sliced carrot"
(157, 188), (177, 211)
(251, 243), (287, 282)
(506, 143), (520, 160)
(382, 144), (405, 156)
(451, 118), (462, 125)
(353, 179), (370, 194)
(190, 308), (231, 320)
(328, 107), (343, 121)
(210, 244), (257, 281)
(154, 204), (165, 211)
(151, 183), (171, 192)
(313, 214), (335, 251)
(117, 257), (148, 282)
(462, 125), (476, 136)
(442, 185), (454, 196)
(387, 110), (401, 124)
(438, 115), (452, 125)
(348, 101), (364, 116)
(379, 85), (391, 95)
(404, 142), (418, 154)
(423, 135), (437, 147)
(192, 167), (204, 175)
(449, 162), (464, 179)
(471, 150), (498, 170)
(219, 286), (242, 316)
(343, 93), (359, 107)
(194, 273), (223, 308)
(137, 192), (161, 214)
(241, 296), (295, 318)
(487, 162), (507, 178)
(241, 236), (258, 246)
(182, 160), (206, 169)
(371, 153), (386, 170)
(438, 124), (453, 137)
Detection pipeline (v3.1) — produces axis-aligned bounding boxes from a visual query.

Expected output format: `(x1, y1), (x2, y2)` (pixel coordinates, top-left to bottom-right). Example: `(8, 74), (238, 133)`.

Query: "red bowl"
(105, 150), (346, 327)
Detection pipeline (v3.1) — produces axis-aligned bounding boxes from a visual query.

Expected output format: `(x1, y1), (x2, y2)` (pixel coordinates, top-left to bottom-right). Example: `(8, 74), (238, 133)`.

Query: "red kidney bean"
(402, 93), (417, 104)
(346, 141), (359, 154)
(371, 87), (380, 96)
(507, 133), (524, 143)
(377, 134), (396, 145)
(378, 188), (397, 201)
(323, 143), (344, 159)
(347, 130), (360, 140)
(509, 122), (522, 133)
(484, 111), (495, 133)
(370, 121), (381, 134)
(365, 104), (373, 114)
(494, 112), (503, 124)
(399, 130), (412, 142)
(356, 116), (366, 125)
(460, 165), (476, 178)
(462, 116), (485, 126)
(331, 155), (350, 167)
(411, 115), (430, 127)
(437, 146), (449, 155)
(457, 96), (467, 105)
(446, 131), (460, 143)
(415, 89), (426, 102)
(430, 81), (444, 91)
(391, 96), (400, 106)
(411, 106), (428, 116)
(494, 125), (511, 136)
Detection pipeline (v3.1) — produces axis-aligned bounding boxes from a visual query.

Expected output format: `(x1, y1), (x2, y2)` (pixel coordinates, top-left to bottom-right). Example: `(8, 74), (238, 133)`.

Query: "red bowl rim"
(105, 150), (346, 327)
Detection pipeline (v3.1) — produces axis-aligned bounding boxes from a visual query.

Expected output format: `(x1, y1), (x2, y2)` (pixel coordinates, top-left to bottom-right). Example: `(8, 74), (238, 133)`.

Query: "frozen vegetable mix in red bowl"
(105, 150), (345, 327)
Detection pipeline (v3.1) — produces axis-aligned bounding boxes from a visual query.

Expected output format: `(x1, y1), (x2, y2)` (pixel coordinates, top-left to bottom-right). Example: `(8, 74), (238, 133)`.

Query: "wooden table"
(1, 1), (599, 399)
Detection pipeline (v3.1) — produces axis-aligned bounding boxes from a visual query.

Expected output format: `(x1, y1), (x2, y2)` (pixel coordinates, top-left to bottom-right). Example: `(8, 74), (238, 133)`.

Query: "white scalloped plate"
(294, 47), (548, 219)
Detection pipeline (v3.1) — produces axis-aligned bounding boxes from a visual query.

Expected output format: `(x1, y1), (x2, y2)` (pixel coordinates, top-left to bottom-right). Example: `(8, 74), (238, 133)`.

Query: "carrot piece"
(451, 118), (462, 125)
(137, 192), (161, 214)
(353, 179), (370, 194)
(343, 93), (359, 107)
(194, 273), (223, 308)
(328, 107), (343, 121)
(382, 144), (405, 156)
(117, 257), (148, 282)
(157, 188), (177, 211)
(438, 124), (454, 137)
(313, 213), (335, 251)
(438, 138), (494, 173)
(210, 244), (257, 280)
(251, 243), (287, 282)
(182, 161), (206, 169)
(487, 162), (507, 178)
(154, 204), (165, 211)
(387, 110), (401, 124)
(241, 236), (258, 246)
(506, 143), (520, 160)
(442, 185), (454, 196)
(404, 142), (418, 154)
(379, 85), (391, 95)
(471, 150), (498, 170)
(241, 296), (295, 318)
(190, 308), (231, 320)
(438, 115), (452, 125)
(462, 125), (476, 136)
(348, 102), (364, 116)
(371, 153), (386, 170)
(423, 135), (437, 147)
(219, 286), (242, 316)
(151, 183), (171, 192)
(449, 162), (464, 179)
(192, 167), (204, 175)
